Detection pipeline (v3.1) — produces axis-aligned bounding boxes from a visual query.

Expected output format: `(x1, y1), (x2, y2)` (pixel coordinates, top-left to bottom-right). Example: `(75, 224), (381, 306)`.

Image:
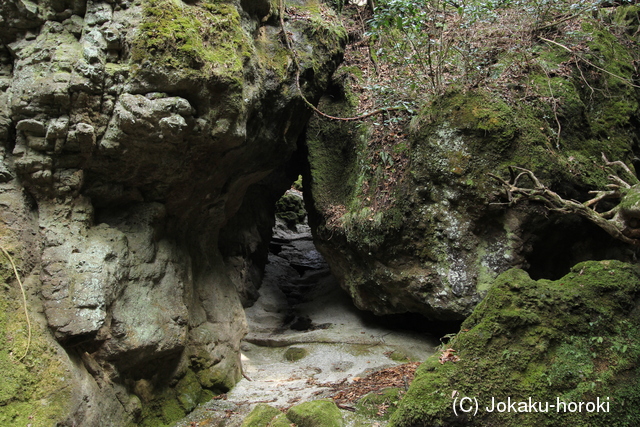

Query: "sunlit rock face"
(0, 0), (345, 424)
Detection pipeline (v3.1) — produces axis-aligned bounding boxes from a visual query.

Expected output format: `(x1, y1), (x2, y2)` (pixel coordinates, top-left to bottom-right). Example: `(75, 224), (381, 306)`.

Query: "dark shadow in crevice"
(359, 310), (463, 339)
(524, 213), (634, 281)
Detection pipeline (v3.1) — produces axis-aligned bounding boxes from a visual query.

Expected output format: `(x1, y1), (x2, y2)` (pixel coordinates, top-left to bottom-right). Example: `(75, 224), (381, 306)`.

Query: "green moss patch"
(275, 192), (307, 227)
(135, 364), (230, 427)
(243, 400), (344, 427)
(241, 403), (282, 427)
(386, 350), (410, 363)
(284, 346), (309, 362)
(425, 90), (517, 155)
(0, 270), (73, 426)
(286, 399), (344, 427)
(390, 260), (640, 427)
(355, 387), (403, 421)
(130, 0), (250, 82)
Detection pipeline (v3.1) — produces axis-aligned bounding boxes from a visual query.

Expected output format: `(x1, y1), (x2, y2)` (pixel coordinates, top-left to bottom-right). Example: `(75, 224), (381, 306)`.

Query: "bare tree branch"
(489, 161), (640, 246)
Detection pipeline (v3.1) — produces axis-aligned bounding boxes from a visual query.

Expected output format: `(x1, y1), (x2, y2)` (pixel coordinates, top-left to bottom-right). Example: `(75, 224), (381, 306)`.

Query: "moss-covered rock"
(1, 0), (348, 425)
(175, 368), (205, 413)
(242, 400), (344, 427)
(286, 399), (344, 427)
(241, 403), (282, 427)
(130, 0), (250, 83)
(305, 9), (640, 321)
(270, 413), (295, 427)
(276, 191), (307, 227)
(0, 276), (74, 427)
(284, 346), (309, 361)
(390, 260), (640, 427)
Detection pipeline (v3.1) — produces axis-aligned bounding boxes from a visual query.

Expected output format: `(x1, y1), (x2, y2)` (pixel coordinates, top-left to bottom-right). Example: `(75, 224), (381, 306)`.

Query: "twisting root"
(1, 246), (31, 361)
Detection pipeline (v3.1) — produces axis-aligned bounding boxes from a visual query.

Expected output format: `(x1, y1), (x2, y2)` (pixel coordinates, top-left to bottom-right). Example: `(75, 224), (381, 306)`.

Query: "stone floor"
(174, 219), (437, 427)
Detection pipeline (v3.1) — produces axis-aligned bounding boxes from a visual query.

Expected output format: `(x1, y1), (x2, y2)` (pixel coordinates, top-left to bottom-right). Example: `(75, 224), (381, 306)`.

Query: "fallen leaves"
(329, 362), (421, 406)
(439, 348), (460, 364)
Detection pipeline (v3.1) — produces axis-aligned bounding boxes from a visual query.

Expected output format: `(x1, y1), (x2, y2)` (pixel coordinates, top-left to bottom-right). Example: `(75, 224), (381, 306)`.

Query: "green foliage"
(365, 0), (608, 104)
(367, 0), (455, 96)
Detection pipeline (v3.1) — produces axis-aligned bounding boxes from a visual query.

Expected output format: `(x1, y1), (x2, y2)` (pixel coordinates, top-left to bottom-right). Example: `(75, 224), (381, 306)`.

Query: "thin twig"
(542, 66), (562, 148)
(1, 245), (31, 361)
(539, 36), (640, 89)
(534, 9), (592, 32)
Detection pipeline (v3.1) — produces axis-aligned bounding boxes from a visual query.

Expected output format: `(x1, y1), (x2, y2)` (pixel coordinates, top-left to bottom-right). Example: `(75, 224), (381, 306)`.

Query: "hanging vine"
(1, 245), (31, 361)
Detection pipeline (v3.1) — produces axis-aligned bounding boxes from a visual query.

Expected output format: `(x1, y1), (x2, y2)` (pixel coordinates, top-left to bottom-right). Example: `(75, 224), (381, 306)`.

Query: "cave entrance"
(246, 178), (445, 338)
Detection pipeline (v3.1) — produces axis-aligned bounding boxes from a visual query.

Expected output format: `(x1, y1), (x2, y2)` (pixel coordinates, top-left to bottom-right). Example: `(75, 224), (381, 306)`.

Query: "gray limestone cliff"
(0, 0), (345, 425)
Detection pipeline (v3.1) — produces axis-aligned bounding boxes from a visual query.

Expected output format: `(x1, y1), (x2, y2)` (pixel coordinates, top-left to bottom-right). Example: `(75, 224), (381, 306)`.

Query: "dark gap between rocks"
(265, 185), (454, 337)
(524, 213), (633, 281)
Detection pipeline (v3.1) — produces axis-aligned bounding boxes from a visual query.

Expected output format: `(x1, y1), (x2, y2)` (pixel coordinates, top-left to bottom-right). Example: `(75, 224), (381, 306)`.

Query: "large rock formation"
(304, 6), (640, 321)
(0, 0), (345, 425)
(390, 260), (640, 426)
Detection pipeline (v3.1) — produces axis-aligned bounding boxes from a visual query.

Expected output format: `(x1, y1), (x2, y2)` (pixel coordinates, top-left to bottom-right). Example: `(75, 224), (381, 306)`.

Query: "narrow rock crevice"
(175, 189), (440, 426)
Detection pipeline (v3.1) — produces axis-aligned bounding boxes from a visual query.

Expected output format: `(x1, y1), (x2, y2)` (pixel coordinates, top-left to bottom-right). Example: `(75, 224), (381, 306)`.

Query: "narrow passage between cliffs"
(175, 187), (441, 426)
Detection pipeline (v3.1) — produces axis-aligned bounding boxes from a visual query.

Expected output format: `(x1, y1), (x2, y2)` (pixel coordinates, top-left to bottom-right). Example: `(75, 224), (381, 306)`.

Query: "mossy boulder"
(276, 191), (307, 227)
(241, 403), (282, 427)
(286, 399), (344, 427)
(305, 11), (640, 321)
(390, 260), (640, 427)
(284, 346), (309, 361)
(243, 400), (344, 427)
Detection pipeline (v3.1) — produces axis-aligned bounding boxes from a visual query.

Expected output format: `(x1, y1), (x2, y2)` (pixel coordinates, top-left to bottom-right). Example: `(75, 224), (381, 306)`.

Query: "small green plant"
(501, 349), (520, 360)
(379, 150), (394, 166)
(364, 0), (606, 105)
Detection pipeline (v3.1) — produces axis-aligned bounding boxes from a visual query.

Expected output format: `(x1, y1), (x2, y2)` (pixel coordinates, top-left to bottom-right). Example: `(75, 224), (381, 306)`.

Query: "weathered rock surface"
(0, 0), (345, 424)
(305, 10), (640, 321)
(390, 260), (640, 426)
(173, 217), (436, 427)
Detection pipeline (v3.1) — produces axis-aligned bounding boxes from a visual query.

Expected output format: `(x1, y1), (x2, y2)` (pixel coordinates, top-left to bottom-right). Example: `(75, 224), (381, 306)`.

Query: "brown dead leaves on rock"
(438, 348), (460, 364)
(327, 362), (421, 408)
